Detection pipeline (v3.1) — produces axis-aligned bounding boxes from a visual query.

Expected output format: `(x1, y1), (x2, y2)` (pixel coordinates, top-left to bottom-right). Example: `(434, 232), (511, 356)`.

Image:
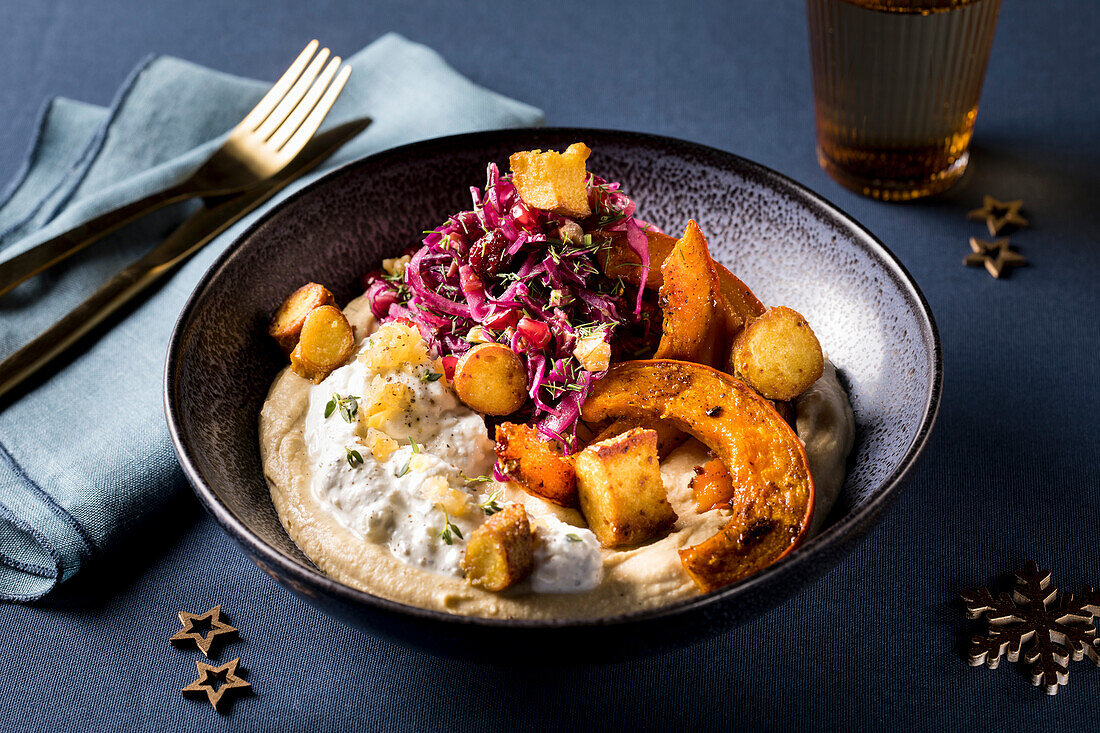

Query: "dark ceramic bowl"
(165, 128), (941, 660)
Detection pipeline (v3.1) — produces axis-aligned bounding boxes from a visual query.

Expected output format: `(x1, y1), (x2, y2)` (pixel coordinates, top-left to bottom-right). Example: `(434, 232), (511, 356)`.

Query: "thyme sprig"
(438, 506), (463, 545)
(325, 393), (360, 423)
(477, 488), (504, 516)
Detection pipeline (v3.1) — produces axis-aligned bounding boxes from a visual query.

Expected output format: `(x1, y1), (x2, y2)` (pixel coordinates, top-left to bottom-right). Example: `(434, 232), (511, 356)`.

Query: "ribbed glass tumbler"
(806, 0), (1001, 201)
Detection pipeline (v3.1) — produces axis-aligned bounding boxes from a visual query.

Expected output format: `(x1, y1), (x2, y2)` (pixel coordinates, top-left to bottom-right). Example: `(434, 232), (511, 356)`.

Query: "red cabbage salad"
(364, 161), (660, 452)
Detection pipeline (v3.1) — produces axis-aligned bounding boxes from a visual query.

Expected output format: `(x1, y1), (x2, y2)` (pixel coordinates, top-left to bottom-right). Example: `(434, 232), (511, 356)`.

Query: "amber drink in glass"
(806, 0), (1001, 201)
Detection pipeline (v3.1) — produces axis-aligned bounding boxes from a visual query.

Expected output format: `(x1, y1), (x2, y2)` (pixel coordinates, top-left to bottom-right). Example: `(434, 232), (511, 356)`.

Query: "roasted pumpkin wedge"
(652, 221), (722, 364)
(596, 229), (678, 288)
(598, 223), (765, 367)
(581, 359), (815, 592)
(495, 422), (578, 507)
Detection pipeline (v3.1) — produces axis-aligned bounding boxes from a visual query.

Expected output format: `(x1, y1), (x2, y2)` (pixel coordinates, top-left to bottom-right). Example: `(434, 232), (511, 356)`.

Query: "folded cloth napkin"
(0, 33), (543, 601)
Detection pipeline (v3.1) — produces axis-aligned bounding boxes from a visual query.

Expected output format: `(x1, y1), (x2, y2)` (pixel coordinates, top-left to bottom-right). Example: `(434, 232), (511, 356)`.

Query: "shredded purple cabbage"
(365, 162), (657, 451)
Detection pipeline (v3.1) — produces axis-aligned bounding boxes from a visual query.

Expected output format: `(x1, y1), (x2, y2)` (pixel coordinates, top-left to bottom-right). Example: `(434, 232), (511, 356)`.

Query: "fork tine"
(266, 56), (342, 151)
(275, 65), (352, 156)
(237, 40), (319, 133)
(254, 47), (331, 141)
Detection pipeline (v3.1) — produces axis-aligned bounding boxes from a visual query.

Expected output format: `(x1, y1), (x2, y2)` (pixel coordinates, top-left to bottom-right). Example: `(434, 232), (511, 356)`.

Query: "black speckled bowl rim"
(165, 127), (942, 631)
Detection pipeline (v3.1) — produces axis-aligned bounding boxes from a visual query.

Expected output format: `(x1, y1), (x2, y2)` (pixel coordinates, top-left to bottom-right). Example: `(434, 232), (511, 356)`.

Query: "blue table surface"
(1, 1), (1098, 730)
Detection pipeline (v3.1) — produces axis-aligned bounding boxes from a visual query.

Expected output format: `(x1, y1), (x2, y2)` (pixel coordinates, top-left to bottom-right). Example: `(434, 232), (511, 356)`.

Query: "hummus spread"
(259, 296), (854, 620)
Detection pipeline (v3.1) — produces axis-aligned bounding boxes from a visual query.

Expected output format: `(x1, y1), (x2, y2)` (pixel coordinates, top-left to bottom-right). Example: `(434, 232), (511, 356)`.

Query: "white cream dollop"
(302, 324), (602, 592)
(531, 519), (602, 593)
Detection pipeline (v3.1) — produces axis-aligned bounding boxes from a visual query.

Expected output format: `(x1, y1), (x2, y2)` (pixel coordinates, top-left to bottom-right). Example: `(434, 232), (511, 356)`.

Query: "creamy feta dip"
(258, 295), (853, 619)
(300, 318), (601, 591)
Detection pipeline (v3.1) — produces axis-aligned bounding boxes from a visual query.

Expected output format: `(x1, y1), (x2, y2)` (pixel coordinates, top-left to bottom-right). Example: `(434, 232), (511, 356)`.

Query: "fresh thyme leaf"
(463, 474), (492, 485)
(421, 370), (443, 383)
(327, 393), (359, 423)
(478, 488), (504, 515)
(566, 533), (582, 542)
(438, 506), (463, 545)
(409, 437), (420, 454)
(345, 447), (363, 468)
(395, 461), (410, 478)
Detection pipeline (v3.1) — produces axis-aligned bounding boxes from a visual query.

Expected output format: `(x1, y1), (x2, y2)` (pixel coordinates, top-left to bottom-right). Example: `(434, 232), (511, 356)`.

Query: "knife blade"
(0, 117), (371, 401)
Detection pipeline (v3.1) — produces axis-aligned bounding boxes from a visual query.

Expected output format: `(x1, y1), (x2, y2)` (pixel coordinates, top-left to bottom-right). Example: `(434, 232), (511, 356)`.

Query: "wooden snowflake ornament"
(963, 561), (1100, 695)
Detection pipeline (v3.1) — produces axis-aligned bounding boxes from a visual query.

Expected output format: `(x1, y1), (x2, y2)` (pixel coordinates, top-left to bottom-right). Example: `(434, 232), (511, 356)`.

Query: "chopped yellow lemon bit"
(409, 453), (432, 473)
(423, 476), (473, 517)
(573, 332), (611, 372)
(359, 322), (428, 372)
(509, 143), (592, 218)
(358, 377), (411, 432)
(363, 428), (398, 461)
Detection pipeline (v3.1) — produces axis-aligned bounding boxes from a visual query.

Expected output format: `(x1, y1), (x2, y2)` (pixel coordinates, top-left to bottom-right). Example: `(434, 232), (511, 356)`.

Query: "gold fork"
(0, 39), (352, 297)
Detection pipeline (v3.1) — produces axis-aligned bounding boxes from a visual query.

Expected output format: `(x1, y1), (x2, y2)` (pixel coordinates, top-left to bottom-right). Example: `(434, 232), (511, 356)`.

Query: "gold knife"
(0, 117), (371, 401)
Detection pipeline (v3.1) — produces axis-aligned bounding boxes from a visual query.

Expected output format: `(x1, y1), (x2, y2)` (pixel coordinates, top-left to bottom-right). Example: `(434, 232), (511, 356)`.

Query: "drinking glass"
(806, 0), (1002, 201)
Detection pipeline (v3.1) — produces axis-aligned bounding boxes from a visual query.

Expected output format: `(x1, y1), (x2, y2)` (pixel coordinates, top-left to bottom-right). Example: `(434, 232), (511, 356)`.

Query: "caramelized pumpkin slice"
(652, 221), (722, 364)
(600, 223), (764, 367)
(715, 263), (766, 323)
(581, 360), (815, 592)
(495, 423), (577, 507)
(690, 458), (735, 512)
(597, 229), (765, 326)
(596, 229), (678, 288)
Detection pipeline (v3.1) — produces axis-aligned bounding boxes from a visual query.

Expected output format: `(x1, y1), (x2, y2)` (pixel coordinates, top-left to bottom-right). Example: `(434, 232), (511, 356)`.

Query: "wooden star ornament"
(170, 605), (238, 657)
(182, 657), (252, 712)
(968, 195), (1029, 235)
(965, 237), (1026, 278)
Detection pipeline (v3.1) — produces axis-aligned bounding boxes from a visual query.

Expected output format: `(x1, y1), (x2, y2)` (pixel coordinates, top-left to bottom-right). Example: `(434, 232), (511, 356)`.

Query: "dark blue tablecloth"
(1, 1), (1097, 730)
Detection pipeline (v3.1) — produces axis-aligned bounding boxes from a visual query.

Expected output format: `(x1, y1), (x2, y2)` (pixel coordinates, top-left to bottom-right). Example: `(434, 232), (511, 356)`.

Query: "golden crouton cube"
(462, 504), (535, 591)
(574, 428), (676, 548)
(509, 143), (592, 218)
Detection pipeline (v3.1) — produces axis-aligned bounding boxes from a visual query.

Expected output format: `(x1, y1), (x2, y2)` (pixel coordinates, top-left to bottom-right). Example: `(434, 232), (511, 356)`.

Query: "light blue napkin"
(0, 33), (543, 601)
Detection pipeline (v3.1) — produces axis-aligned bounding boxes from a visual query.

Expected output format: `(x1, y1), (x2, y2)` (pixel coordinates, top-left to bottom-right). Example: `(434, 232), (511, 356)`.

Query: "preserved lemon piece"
(423, 476), (474, 518)
(359, 322), (429, 373)
(363, 428), (398, 461)
(357, 378), (411, 432)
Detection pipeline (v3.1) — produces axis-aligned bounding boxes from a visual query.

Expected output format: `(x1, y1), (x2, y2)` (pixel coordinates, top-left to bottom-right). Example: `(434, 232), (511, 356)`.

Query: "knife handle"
(0, 184), (193, 298)
(0, 260), (160, 400)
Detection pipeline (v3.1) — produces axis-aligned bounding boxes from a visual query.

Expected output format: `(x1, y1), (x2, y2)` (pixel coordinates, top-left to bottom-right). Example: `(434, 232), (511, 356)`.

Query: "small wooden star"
(170, 605), (238, 657)
(182, 657), (252, 712)
(965, 237), (1027, 279)
(968, 195), (1029, 235)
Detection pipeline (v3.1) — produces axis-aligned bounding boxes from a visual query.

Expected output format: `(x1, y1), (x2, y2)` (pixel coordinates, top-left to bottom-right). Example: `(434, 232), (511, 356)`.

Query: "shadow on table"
(32, 485), (203, 610)
(913, 135), (1100, 255)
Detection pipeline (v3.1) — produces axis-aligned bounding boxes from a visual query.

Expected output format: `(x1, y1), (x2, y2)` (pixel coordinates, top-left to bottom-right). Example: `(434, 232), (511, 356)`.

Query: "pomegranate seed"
(511, 202), (538, 230)
(517, 317), (551, 350)
(485, 309), (519, 330)
(441, 356), (459, 381)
